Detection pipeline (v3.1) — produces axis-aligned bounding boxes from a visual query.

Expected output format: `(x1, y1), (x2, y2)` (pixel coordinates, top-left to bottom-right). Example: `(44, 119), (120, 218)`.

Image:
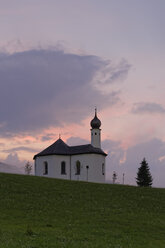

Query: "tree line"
(25, 158), (153, 187)
(113, 158), (153, 187)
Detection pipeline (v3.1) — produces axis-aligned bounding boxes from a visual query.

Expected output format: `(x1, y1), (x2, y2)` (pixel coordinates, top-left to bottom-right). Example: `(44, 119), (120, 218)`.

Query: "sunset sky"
(0, 0), (165, 187)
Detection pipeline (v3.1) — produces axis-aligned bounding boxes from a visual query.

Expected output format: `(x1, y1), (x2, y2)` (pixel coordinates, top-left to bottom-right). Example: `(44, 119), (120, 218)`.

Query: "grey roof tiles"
(33, 138), (107, 159)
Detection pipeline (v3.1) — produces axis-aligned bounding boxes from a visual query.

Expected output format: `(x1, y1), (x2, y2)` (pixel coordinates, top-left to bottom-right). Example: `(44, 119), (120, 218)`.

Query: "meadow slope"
(0, 173), (165, 248)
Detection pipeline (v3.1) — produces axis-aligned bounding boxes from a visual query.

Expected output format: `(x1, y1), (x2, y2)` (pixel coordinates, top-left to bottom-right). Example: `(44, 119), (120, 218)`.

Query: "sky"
(0, 0), (165, 187)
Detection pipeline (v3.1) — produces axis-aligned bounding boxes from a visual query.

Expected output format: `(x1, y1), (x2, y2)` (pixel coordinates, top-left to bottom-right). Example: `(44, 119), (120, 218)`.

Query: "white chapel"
(34, 110), (107, 183)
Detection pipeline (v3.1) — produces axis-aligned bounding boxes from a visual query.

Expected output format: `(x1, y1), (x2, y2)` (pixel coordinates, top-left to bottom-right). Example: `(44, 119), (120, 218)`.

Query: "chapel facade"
(33, 110), (107, 183)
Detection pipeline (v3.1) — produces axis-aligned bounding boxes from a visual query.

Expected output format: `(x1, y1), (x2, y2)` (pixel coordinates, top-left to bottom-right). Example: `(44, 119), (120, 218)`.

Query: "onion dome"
(90, 108), (101, 129)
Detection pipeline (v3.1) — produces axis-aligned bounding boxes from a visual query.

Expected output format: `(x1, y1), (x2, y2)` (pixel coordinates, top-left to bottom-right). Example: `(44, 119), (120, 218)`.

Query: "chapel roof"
(33, 138), (107, 159)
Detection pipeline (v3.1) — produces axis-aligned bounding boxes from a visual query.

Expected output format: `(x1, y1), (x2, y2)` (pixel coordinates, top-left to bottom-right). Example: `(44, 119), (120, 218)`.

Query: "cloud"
(67, 136), (89, 146)
(94, 58), (131, 87)
(105, 138), (165, 187)
(41, 133), (56, 141)
(0, 48), (127, 137)
(2, 146), (38, 153)
(107, 58), (131, 84)
(3, 152), (25, 168)
(121, 139), (165, 187)
(1, 152), (34, 174)
(102, 139), (125, 180)
(132, 102), (165, 114)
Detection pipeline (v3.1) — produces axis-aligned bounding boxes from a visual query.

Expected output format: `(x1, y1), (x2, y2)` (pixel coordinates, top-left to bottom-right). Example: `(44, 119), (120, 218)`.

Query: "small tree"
(136, 158), (153, 187)
(25, 161), (32, 175)
(112, 171), (117, 184)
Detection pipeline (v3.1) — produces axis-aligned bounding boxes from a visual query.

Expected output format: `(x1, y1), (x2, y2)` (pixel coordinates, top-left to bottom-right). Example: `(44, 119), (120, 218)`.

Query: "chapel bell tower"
(90, 108), (101, 148)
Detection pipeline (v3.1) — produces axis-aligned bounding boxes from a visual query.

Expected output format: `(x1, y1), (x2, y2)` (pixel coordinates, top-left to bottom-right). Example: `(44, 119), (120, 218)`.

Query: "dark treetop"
(136, 158), (153, 187)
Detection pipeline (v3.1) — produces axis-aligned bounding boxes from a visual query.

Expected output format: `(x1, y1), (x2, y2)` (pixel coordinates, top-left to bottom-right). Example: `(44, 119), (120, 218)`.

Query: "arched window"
(43, 161), (48, 175)
(102, 163), (105, 175)
(75, 161), (81, 175)
(61, 161), (66, 175)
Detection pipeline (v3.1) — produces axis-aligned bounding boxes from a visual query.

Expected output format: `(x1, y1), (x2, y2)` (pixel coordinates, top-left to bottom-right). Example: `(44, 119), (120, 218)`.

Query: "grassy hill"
(0, 173), (165, 248)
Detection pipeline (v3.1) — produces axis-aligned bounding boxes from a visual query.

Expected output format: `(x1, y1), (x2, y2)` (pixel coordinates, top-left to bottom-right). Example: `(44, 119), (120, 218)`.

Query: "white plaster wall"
(35, 155), (70, 180)
(71, 154), (105, 183)
(91, 128), (101, 148)
(35, 153), (106, 183)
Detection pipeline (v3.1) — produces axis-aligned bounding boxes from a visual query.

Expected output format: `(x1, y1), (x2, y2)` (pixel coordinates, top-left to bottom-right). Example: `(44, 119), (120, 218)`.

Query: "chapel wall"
(71, 154), (105, 183)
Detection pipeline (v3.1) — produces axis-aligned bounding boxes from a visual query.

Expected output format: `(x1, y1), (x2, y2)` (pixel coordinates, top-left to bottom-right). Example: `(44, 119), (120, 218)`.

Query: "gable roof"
(33, 138), (107, 159)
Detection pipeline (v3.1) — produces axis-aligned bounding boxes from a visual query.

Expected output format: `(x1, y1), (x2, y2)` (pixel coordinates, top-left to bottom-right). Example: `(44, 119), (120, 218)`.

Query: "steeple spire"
(90, 109), (101, 148)
(90, 108), (101, 129)
(95, 107), (97, 116)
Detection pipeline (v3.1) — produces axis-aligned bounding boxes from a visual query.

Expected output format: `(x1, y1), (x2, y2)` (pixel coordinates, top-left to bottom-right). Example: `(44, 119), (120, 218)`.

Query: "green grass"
(0, 173), (165, 248)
